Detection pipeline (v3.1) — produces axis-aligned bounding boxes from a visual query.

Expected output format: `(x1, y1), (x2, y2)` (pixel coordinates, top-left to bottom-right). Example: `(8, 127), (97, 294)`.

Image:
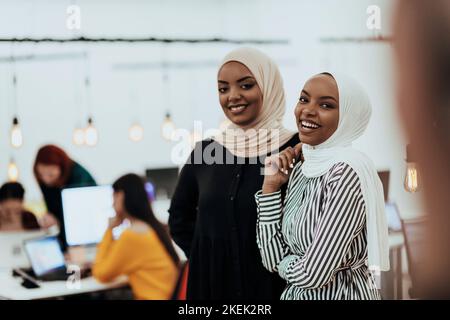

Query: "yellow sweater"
(92, 228), (179, 300)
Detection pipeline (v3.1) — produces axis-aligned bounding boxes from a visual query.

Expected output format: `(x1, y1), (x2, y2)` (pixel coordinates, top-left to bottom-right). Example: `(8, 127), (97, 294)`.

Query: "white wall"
(0, 0), (423, 218)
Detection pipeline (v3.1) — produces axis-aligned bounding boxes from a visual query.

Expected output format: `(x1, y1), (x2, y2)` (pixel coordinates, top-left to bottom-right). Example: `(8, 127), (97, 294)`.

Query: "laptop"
(22, 235), (90, 281)
(61, 185), (116, 248)
(0, 230), (48, 270)
(61, 185), (129, 264)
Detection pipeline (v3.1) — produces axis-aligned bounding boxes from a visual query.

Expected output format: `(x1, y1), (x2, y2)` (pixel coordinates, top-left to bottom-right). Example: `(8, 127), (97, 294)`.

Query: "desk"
(382, 232), (405, 300)
(0, 271), (128, 300)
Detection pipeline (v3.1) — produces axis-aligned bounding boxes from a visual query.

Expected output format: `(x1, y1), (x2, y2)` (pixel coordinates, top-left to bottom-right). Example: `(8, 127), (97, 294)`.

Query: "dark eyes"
(320, 103), (334, 109)
(298, 96), (335, 109)
(218, 83), (254, 93)
(241, 83), (254, 90)
(299, 96), (308, 103)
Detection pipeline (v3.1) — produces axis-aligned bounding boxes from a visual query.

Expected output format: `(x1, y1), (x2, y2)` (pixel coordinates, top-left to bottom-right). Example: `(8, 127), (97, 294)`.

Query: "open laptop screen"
(62, 185), (115, 246)
(24, 236), (65, 277)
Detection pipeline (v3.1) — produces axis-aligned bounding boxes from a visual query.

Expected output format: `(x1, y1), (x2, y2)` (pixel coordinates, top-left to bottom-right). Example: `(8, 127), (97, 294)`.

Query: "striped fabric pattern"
(255, 162), (381, 300)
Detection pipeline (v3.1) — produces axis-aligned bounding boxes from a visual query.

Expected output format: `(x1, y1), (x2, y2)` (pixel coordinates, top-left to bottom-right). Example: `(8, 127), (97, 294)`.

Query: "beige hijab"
(214, 47), (294, 158)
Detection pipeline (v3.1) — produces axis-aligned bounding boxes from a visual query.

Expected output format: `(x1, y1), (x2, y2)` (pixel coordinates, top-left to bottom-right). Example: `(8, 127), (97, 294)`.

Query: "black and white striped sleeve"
(277, 165), (366, 289)
(255, 190), (290, 273)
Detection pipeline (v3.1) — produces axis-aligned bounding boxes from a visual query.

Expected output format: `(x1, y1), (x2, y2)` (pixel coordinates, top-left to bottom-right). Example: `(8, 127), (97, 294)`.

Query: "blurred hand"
(262, 143), (303, 194)
(108, 216), (124, 229)
(38, 213), (59, 229)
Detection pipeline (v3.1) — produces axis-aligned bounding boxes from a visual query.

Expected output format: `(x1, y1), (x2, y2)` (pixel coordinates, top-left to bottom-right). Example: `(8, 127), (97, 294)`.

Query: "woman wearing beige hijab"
(169, 47), (299, 299)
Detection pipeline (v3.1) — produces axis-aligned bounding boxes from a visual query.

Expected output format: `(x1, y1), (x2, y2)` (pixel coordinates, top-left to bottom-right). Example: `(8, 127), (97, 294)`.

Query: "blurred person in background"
(0, 182), (40, 231)
(33, 144), (96, 250)
(93, 173), (180, 300)
(394, 0), (450, 298)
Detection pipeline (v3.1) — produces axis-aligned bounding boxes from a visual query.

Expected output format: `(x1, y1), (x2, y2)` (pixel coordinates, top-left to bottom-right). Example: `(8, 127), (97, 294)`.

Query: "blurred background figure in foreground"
(394, 0), (450, 298)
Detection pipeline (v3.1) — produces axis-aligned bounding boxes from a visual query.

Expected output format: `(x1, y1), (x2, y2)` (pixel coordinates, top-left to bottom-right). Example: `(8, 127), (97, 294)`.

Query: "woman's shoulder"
(185, 138), (225, 165)
(326, 162), (362, 187)
(21, 211), (40, 230)
(67, 162), (96, 186)
(192, 138), (216, 151)
(197, 137), (221, 153)
(120, 225), (155, 240)
(120, 227), (169, 255)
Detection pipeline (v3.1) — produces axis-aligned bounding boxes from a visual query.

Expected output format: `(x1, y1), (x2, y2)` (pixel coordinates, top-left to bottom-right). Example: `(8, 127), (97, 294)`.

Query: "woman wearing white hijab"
(169, 47), (298, 299)
(256, 72), (389, 299)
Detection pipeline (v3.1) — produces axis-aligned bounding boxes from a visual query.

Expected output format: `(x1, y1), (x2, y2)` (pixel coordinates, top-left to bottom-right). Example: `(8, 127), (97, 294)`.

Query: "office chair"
(171, 261), (189, 300)
(401, 217), (427, 299)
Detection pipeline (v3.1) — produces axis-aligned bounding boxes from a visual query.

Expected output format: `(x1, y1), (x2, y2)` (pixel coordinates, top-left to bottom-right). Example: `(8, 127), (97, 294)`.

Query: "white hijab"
(301, 72), (390, 272)
(214, 47), (294, 158)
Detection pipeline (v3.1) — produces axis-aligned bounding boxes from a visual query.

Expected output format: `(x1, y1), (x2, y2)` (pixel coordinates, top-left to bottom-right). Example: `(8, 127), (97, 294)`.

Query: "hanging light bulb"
(72, 126), (85, 146)
(85, 117), (98, 147)
(404, 144), (421, 193)
(127, 89), (144, 142)
(7, 159), (19, 182)
(128, 122), (144, 142)
(161, 113), (176, 141)
(10, 116), (23, 148)
(404, 163), (420, 193)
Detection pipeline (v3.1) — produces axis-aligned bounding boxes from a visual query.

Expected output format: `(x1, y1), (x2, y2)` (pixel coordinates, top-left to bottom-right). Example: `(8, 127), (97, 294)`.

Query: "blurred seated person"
(33, 144), (96, 249)
(0, 182), (40, 231)
(92, 174), (180, 300)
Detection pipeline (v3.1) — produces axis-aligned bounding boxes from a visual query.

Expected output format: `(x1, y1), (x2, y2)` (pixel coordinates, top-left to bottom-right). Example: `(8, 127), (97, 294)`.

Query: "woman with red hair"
(33, 144), (96, 250)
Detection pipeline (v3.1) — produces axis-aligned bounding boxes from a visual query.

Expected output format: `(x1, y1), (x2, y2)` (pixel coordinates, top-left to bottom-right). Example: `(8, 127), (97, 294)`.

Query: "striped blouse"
(255, 162), (380, 300)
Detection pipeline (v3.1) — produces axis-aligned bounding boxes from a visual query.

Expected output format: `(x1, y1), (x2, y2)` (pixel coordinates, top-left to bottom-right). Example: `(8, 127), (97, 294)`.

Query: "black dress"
(168, 134), (300, 299)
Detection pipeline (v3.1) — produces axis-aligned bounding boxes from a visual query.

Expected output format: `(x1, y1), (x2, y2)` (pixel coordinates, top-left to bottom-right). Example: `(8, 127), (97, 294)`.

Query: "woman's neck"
(127, 217), (150, 234)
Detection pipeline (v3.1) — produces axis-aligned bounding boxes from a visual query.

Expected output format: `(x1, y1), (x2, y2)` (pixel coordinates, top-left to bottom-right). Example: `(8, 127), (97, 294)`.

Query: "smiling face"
(294, 74), (340, 146)
(217, 61), (263, 127)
